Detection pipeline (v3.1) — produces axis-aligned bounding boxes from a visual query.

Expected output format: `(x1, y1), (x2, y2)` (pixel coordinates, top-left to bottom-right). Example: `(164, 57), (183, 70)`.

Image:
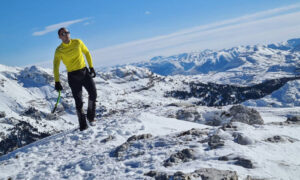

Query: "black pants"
(68, 67), (97, 120)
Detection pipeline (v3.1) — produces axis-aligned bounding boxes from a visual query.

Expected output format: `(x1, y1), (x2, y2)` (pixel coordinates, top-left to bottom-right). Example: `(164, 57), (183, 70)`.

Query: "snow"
(0, 107), (300, 179)
(137, 112), (209, 136)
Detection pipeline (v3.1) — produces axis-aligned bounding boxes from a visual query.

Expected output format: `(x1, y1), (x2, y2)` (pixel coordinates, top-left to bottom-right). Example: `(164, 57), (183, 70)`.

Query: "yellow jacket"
(53, 39), (93, 82)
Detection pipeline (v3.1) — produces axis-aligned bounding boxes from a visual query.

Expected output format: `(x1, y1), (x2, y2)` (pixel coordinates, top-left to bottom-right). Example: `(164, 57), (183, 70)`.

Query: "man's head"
(58, 27), (70, 43)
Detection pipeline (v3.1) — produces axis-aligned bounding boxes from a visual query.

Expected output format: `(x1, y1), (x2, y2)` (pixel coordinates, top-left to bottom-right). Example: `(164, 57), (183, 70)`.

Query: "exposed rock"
(100, 135), (115, 143)
(233, 133), (254, 145)
(218, 155), (254, 169)
(144, 171), (170, 180)
(127, 134), (153, 142)
(111, 142), (130, 159)
(218, 156), (229, 161)
(245, 175), (268, 180)
(205, 116), (223, 126)
(0, 121), (50, 156)
(21, 107), (59, 121)
(176, 109), (202, 122)
(111, 134), (153, 160)
(265, 135), (297, 143)
(221, 123), (238, 131)
(173, 171), (191, 180)
(234, 157), (254, 169)
(208, 135), (224, 149)
(0, 111), (6, 118)
(229, 105), (264, 125)
(163, 148), (196, 167)
(192, 168), (238, 180)
(177, 128), (207, 137)
(145, 168), (238, 180)
(286, 115), (300, 123)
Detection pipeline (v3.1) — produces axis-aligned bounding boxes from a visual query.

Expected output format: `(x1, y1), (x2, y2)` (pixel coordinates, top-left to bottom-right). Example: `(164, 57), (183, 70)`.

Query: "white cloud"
(32, 17), (90, 36)
(91, 3), (300, 67)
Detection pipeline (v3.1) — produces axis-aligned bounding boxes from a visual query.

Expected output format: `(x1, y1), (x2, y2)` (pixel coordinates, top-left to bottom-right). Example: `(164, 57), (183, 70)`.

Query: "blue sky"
(1, 0), (300, 68)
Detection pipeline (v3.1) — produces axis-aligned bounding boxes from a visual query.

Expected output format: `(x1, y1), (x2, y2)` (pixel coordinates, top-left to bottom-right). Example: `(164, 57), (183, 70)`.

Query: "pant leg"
(68, 70), (84, 111)
(68, 68), (87, 130)
(83, 72), (97, 102)
(82, 72), (97, 121)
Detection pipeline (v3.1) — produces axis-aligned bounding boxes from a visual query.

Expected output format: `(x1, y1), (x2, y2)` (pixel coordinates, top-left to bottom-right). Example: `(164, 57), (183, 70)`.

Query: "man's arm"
(80, 40), (93, 68)
(53, 51), (61, 82)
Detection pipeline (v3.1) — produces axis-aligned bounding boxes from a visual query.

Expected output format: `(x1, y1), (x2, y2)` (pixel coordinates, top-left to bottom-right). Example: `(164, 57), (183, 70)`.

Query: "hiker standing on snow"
(53, 27), (97, 131)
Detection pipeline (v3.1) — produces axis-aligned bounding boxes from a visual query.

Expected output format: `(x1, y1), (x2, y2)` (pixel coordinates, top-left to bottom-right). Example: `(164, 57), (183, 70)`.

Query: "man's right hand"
(55, 82), (63, 91)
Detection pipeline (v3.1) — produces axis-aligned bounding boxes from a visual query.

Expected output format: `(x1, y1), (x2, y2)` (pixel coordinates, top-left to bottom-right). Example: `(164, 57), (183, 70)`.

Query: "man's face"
(59, 29), (70, 42)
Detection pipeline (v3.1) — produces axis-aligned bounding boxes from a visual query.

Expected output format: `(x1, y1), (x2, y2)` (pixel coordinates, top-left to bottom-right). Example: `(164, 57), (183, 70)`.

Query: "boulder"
(100, 135), (115, 143)
(287, 115), (300, 122)
(234, 157), (254, 169)
(145, 168), (238, 180)
(110, 134), (153, 160)
(163, 148), (196, 167)
(233, 133), (254, 145)
(265, 135), (297, 143)
(229, 105), (264, 125)
(192, 168), (238, 180)
(176, 109), (202, 122)
(177, 128), (207, 137)
(0, 111), (6, 118)
(208, 135), (224, 149)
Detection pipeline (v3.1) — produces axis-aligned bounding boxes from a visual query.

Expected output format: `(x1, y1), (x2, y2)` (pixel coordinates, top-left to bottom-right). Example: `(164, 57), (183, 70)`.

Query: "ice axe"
(52, 90), (61, 113)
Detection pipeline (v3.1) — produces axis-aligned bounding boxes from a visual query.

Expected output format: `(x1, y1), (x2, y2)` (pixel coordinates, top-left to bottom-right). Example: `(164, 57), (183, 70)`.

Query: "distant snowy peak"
(99, 65), (153, 81)
(267, 38), (300, 51)
(131, 38), (300, 76)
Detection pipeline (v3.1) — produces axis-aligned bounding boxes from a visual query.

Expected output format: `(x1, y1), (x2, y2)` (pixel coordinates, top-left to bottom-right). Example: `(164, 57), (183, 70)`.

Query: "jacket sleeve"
(80, 40), (93, 68)
(53, 50), (61, 82)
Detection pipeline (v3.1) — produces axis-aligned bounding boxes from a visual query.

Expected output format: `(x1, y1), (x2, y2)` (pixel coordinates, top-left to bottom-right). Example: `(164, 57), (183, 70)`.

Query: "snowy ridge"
(132, 38), (300, 81)
(0, 38), (300, 179)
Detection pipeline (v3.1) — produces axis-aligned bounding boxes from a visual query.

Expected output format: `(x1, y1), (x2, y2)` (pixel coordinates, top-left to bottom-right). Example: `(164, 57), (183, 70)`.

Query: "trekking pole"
(52, 90), (61, 113)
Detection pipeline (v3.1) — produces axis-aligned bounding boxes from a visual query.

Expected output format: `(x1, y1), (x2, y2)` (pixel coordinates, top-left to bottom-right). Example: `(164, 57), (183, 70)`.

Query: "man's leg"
(83, 73), (97, 122)
(68, 72), (88, 131)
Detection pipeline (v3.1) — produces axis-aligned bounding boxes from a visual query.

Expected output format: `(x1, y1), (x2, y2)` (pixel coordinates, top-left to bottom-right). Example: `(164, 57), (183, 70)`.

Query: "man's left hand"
(89, 68), (96, 78)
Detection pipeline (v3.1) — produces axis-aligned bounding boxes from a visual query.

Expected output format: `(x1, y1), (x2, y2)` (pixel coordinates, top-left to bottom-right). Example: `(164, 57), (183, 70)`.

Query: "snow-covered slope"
(1, 38), (300, 179)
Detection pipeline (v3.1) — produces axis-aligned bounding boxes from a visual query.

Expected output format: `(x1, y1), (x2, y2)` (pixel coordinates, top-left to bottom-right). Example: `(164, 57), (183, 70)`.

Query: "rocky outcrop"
(163, 148), (196, 167)
(177, 128), (207, 137)
(208, 135), (225, 149)
(229, 105), (264, 125)
(100, 135), (115, 143)
(0, 121), (50, 156)
(286, 115), (300, 124)
(265, 135), (298, 143)
(145, 168), (238, 180)
(110, 134), (153, 160)
(21, 107), (59, 120)
(0, 111), (6, 118)
(175, 109), (202, 122)
(233, 133), (254, 145)
(219, 155), (254, 169)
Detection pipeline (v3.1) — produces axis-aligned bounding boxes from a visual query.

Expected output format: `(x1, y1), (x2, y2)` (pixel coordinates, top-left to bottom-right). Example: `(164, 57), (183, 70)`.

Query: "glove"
(89, 68), (96, 78)
(55, 82), (63, 91)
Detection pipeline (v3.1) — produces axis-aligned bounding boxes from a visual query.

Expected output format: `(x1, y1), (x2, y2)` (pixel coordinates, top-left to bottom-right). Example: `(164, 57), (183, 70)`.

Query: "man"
(53, 27), (97, 131)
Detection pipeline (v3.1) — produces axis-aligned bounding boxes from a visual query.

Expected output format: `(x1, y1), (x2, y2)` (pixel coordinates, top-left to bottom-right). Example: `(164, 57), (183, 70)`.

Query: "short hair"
(58, 27), (67, 35)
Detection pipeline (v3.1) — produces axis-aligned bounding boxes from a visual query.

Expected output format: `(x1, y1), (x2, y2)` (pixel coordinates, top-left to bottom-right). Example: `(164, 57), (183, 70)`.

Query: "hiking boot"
(87, 99), (96, 122)
(77, 108), (88, 131)
(89, 120), (96, 126)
